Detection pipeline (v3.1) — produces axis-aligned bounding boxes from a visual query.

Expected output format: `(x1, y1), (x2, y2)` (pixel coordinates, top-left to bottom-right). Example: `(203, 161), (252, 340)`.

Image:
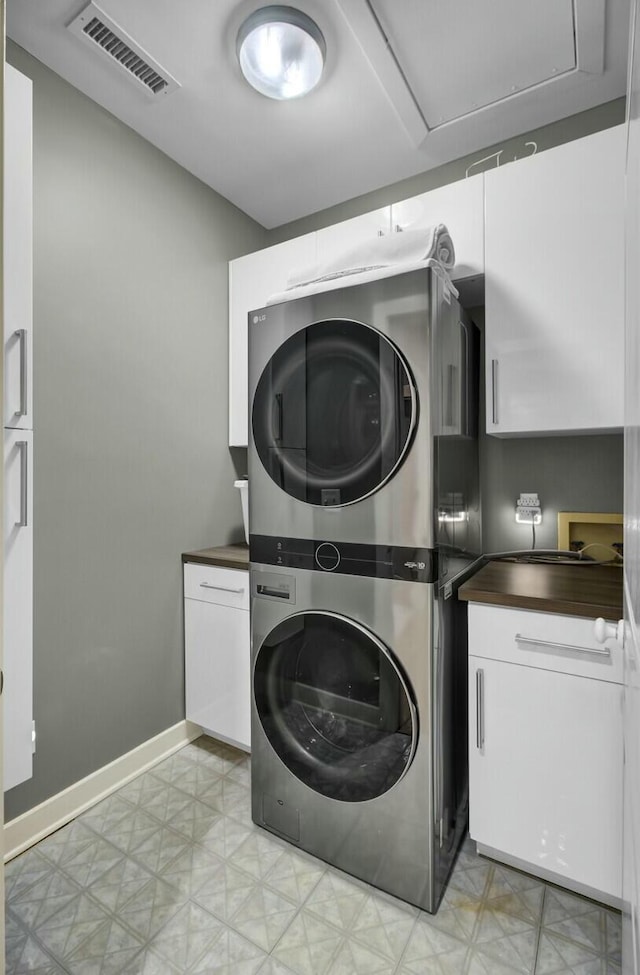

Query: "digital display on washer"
(251, 320), (417, 507)
(253, 611), (418, 803)
(250, 534), (436, 583)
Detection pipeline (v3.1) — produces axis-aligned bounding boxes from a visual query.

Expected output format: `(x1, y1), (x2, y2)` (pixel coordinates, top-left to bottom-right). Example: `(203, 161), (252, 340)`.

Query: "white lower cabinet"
(184, 562), (250, 751)
(468, 603), (622, 903)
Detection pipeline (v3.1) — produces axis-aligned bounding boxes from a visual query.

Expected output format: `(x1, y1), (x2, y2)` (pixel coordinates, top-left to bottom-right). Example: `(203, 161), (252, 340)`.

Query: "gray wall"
(268, 99), (626, 243)
(5, 42), (267, 820)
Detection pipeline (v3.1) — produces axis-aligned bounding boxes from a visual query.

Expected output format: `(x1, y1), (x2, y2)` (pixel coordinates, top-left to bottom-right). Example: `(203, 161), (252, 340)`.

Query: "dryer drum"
(252, 320), (417, 507)
(253, 611), (418, 802)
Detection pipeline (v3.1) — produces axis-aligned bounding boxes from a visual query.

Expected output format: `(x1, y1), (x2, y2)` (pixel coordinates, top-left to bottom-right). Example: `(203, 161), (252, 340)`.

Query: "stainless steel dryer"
(249, 541), (471, 913)
(248, 266), (479, 553)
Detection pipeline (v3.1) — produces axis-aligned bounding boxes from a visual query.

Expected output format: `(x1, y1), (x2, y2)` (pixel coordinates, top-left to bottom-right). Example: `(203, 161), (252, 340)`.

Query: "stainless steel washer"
(250, 539), (470, 913)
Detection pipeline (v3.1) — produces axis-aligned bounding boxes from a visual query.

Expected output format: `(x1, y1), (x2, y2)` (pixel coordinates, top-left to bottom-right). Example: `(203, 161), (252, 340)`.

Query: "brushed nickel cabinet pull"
(491, 358), (498, 424)
(515, 633), (611, 657)
(14, 329), (28, 417)
(476, 668), (484, 750)
(16, 440), (28, 527)
(200, 582), (245, 594)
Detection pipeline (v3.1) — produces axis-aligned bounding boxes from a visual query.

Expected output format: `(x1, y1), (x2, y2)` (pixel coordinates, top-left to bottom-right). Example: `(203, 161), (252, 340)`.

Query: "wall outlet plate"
(517, 493), (540, 508)
(516, 506), (542, 524)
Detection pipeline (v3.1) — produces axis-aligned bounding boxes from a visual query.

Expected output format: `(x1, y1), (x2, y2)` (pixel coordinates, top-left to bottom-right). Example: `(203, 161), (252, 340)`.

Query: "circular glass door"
(254, 611), (417, 802)
(252, 320), (417, 506)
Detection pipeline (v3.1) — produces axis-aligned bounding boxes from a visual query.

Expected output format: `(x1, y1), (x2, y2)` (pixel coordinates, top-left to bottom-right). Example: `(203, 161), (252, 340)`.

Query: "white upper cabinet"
(391, 173), (485, 281)
(229, 233), (316, 447)
(315, 208), (391, 264)
(485, 125), (625, 436)
(4, 65), (33, 431)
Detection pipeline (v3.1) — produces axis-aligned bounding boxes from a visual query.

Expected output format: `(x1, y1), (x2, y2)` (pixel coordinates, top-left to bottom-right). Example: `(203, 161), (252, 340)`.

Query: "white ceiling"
(7, 0), (630, 229)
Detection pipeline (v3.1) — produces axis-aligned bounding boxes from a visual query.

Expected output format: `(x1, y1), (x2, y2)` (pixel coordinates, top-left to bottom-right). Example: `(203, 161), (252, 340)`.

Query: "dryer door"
(252, 320), (417, 507)
(253, 611), (418, 802)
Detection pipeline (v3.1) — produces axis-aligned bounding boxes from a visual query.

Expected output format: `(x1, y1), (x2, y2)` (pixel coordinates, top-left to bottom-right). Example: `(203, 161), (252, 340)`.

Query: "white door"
(623, 2), (640, 971)
(469, 656), (622, 899)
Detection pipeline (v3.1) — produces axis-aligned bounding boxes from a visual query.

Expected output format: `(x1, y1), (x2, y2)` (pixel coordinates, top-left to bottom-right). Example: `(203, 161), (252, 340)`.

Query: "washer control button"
(315, 542), (341, 571)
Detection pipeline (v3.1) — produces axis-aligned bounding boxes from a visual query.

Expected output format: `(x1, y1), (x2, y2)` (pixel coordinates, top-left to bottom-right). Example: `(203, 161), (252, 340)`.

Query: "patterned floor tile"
(58, 835), (125, 889)
(486, 866), (546, 926)
(200, 778), (253, 823)
(86, 856), (156, 914)
(401, 915), (469, 966)
(37, 820), (100, 869)
(112, 875), (186, 940)
(466, 948), (532, 974)
(5, 848), (59, 902)
(188, 738), (247, 776)
(535, 931), (605, 973)
(349, 889), (417, 963)
(228, 832), (286, 882)
(147, 901), (225, 971)
(226, 760), (252, 789)
(167, 797), (226, 843)
(130, 825), (192, 874)
(34, 891), (114, 962)
(327, 937), (395, 974)
(605, 910), (622, 965)
(258, 958), (297, 975)
(190, 926), (268, 974)
(121, 946), (182, 974)
(263, 848), (326, 906)
(271, 910), (343, 975)
(304, 870), (368, 932)
(97, 809), (161, 858)
(132, 780), (195, 826)
(5, 909), (66, 975)
(230, 884), (298, 952)
(160, 844), (224, 898)
(147, 752), (199, 786)
(396, 943), (469, 974)
(544, 908), (606, 956)
(193, 861), (260, 922)
(198, 813), (253, 861)
(79, 794), (138, 835)
(9, 867), (81, 930)
(65, 917), (145, 974)
(471, 928), (539, 973)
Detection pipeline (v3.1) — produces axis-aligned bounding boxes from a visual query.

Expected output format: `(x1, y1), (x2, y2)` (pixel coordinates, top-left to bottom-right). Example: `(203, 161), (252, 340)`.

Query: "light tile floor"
(5, 737), (622, 975)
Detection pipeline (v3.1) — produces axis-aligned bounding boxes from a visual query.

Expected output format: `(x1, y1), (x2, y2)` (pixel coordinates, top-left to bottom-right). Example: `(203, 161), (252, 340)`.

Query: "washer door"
(253, 611), (418, 802)
(252, 320), (417, 506)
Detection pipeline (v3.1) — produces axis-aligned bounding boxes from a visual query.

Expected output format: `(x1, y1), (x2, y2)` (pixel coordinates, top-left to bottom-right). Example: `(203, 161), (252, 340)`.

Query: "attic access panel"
(370, 0), (577, 127)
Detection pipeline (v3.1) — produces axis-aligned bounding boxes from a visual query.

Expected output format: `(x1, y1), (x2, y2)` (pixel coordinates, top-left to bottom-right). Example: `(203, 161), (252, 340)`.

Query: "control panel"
(250, 534), (436, 583)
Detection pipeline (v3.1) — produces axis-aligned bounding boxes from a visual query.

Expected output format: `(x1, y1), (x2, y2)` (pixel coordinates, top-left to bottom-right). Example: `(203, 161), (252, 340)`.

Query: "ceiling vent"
(67, 2), (180, 97)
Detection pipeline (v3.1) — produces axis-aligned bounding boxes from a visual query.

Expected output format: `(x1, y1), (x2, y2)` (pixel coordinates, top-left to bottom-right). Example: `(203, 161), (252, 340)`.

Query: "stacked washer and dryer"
(247, 266), (481, 913)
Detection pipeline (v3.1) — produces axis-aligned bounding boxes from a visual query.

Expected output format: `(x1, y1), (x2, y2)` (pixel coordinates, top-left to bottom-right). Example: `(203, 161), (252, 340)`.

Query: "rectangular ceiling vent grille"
(67, 2), (180, 97)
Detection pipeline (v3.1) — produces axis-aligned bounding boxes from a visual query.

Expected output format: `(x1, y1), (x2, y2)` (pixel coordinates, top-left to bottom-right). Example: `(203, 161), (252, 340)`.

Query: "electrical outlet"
(517, 493), (540, 508)
(515, 506), (542, 524)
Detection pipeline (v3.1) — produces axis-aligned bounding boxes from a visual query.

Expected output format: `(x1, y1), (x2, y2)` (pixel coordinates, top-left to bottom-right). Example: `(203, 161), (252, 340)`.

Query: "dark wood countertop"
(458, 560), (623, 620)
(182, 544), (249, 570)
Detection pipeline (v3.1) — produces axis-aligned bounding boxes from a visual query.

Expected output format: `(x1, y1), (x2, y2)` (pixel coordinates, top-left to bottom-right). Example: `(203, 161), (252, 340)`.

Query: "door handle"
(475, 668), (484, 750)
(14, 329), (28, 418)
(16, 440), (28, 527)
(491, 359), (498, 425)
(273, 393), (283, 443)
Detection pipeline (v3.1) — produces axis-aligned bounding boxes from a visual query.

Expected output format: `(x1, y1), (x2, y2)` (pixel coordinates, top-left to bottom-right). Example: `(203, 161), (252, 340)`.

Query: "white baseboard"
(4, 720), (202, 862)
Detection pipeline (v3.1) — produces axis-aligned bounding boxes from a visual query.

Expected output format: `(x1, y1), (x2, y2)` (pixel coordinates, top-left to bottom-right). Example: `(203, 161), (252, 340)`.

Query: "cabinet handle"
(200, 582), (245, 594)
(16, 440), (28, 528)
(491, 358), (498, 424)
(475, 668), (484, 750)
(14, 328), (28, 418)
(515, 633), (611, 657)
(394, 224), (403, 233)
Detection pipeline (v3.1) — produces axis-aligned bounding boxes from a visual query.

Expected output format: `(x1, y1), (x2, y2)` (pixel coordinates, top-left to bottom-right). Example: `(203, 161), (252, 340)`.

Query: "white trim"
(4, 720), (202, 862)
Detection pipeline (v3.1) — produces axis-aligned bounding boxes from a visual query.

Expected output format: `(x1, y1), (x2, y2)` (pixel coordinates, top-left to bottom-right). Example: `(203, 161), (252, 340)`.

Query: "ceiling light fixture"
(237, 5), (325, 100)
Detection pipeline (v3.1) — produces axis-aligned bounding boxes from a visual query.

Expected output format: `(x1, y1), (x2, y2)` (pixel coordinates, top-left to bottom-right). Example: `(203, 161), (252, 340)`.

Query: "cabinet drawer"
(468, 603), (623, 683)
(184, 562), (249, 610)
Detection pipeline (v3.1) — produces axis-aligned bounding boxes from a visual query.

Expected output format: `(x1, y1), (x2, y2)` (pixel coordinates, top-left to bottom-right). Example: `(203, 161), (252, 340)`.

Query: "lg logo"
(253, 314), (267, 324)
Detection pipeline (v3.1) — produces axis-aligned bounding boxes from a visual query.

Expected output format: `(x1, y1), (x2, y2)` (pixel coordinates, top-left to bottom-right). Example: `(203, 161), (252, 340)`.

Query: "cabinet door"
(469, 656), (622, 899)
(315, 208), (391, 265)
(4, 428), (33, 791)
(185, 597), (250, 751)
(4, 65), (33, 430)
(485, 125), (625, 435)
(391, 174), (484, 281)
(229, 233), (316, 447)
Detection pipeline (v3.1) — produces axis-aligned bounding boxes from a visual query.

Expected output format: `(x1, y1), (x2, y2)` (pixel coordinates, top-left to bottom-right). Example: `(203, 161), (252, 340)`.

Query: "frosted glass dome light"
(237, 6), (326, 100)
